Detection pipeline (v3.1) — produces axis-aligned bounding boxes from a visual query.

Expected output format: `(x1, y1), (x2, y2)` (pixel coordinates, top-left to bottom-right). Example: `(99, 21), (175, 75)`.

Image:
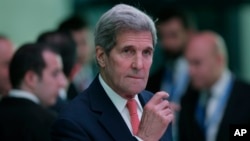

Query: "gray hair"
(94, 4), (157, 55)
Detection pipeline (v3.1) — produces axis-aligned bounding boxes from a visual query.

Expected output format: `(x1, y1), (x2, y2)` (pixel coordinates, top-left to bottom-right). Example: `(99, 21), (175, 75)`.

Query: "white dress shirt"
(205, 69), (232, 141)
(8, 89), (40, 104)
(99, 75), (143, 140)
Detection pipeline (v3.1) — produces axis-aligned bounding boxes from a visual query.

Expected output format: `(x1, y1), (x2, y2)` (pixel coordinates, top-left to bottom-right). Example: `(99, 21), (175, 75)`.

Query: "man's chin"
(125, 88), (144, 97)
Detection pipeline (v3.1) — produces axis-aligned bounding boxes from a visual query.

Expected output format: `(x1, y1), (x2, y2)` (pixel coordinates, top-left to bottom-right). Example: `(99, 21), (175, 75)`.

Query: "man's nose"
(59, 74), (68, 88)
(132, 53), (143, 70)
(189, 65), (197, 77)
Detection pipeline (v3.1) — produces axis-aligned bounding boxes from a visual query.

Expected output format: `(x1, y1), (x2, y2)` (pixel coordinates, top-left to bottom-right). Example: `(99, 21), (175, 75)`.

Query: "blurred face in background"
(97, 31), (153, 99)
(185, 35), (223, 90)
(34, 51), (67, 107)
(158, 18), (189, 58)
(0, 39), (14, 96)
(72, 28), (90, 65)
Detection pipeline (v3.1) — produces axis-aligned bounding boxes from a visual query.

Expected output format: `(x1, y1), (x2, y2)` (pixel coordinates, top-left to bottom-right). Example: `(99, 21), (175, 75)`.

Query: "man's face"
(185, 38), (221, 89)
(158, 18), (188, 56)
(34, 51), (67, 107)
(73, 29), (90, 64)
(0, 40), (14, 95)
(99, 31), (153, 99)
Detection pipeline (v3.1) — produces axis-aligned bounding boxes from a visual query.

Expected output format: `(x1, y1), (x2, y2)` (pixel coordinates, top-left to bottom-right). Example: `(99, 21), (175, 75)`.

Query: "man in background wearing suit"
(0, 36), (14, 98)
(37, 30), (77, 113)
(146, 8), (195, 141)
(0, 43), (67, 141)
(58, 15), (95, 99)
(178, 31), (250, 141)
(52, 4), (173, 141)
(146, 8), (195, 109)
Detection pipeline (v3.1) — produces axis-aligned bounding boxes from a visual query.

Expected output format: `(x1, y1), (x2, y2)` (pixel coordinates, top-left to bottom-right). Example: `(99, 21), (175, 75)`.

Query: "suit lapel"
(216, 79), (236, 141)
(138, 93), (146, 107)
(88, 76), (134, 141)
(138, 91), (153, 107)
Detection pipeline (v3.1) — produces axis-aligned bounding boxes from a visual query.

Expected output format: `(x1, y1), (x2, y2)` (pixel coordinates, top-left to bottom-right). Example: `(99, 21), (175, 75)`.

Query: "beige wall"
(0, 0), (72, 47)
(239, 4), (250, 81)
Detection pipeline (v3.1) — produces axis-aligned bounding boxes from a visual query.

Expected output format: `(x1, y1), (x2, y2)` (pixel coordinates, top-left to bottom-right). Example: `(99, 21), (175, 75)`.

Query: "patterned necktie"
(126, 99), (140, 135)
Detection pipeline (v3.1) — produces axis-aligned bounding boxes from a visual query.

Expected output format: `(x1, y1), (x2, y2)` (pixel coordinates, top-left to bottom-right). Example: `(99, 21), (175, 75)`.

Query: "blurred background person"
(146, 8), (195, 140)
(58, 15), (95, 99)
(0, 36), (14, 98)
(37, 30), (77, 112)
(147, 8), (195, 109)
(179, 31), (250, 141)
(0, 43), (67, 141)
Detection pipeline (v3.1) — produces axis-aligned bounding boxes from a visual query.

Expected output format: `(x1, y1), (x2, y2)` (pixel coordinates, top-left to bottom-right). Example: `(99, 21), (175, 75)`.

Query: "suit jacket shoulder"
(52, 76), (138, 141)
(179, 78), (250, 141)
(217, 78), (250, 141)
(0, 97), (56, 141)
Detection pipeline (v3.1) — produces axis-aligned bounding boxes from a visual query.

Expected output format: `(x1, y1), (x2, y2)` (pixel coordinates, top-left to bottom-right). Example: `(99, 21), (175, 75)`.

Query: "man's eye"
(143, 50), (152, 56)
(122, 48), (134, 54)
(52, 72), (58, 77)
(52, 70), (60, 77)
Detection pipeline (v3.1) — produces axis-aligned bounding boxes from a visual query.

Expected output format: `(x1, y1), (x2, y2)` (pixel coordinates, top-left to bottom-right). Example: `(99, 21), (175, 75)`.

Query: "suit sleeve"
(51, 118), (91, 141)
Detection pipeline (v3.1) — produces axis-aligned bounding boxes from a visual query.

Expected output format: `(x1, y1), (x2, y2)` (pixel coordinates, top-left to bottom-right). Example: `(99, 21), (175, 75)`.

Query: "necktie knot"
(126, 99), (139, 135)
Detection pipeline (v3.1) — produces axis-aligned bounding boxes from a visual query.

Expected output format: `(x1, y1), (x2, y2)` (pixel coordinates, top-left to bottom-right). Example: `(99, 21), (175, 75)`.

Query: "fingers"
(149, 91), (169, 104)
(162, 111), (174, 124)
(169, 102), (181, 112)
(156, 101), (173, 123)
(161, 107), (172, 117)
(155, 100), (169, 111)
(150, 91), (173, 124)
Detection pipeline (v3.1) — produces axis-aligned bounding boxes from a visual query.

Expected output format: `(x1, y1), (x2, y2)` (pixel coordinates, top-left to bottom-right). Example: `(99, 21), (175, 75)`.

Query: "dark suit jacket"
(178, 79), (250, 141)
(67, 82), (79, 100)
(0, 97), (56, 141)
(51, 76), (172, 141)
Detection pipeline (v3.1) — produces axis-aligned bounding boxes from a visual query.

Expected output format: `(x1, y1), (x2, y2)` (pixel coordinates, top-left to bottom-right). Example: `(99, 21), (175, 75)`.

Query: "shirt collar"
(210, 69), (232, 98)
(8, 89), (40, 104)
(98, 74), (143, 113)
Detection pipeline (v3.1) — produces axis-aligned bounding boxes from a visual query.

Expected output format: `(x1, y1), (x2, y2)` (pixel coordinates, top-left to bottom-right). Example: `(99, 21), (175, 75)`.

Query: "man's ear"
(96, 46), (106, 68)
(23, 71), (39, 89)
(217, 53), (225, 66)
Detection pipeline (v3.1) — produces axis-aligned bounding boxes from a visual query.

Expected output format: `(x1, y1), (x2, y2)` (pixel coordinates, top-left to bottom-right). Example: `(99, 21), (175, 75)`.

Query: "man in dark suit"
(37, 30), (78, 113)
(51, 4), (174, 141)
(0, 43), (67, 141)
(58, 15), (95, 99)
(178, 31), (250, 141)
(146, 8), (195, 141)
(146, 8), (195, 106)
